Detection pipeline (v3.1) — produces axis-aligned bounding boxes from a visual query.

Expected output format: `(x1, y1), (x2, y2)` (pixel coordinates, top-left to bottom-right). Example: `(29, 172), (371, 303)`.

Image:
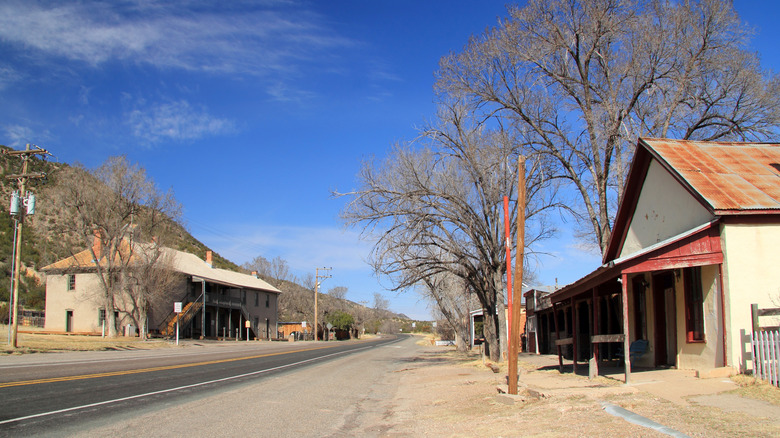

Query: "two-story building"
(43, 244), (281, 340)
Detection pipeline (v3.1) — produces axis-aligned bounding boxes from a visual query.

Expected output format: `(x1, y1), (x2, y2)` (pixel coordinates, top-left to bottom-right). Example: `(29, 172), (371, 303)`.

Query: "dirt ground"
(0, 326), (173, 354)
(385, 344), (780, 437)
(3, 329), (780, 436)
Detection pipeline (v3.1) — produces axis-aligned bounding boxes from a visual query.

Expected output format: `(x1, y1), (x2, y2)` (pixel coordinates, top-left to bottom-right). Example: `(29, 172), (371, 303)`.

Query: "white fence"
(752, 330), (780, 387)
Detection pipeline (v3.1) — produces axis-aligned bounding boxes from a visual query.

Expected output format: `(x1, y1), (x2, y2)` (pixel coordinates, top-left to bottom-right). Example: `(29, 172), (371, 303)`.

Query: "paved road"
(0, 334), (419, 437)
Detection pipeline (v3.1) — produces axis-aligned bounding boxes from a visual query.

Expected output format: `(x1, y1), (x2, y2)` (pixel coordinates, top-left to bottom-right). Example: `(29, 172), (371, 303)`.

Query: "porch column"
(553, 302), (563, 372)
(718, 263), (728, 367)
(621, 273), (631, 385)
(572, 302), (578, 374)
(592, 287), (599, 377)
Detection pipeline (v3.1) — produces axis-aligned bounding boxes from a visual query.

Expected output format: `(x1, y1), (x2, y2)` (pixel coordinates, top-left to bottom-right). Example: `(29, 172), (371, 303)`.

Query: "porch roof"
(548, 220), (721, 304)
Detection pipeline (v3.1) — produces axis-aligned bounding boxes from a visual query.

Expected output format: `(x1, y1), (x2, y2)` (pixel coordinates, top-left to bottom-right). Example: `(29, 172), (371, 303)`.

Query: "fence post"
(752, 303), (759, 334)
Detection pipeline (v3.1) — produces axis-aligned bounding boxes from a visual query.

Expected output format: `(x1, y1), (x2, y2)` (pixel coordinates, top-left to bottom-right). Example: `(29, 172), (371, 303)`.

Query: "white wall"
(44, 273), (105, 333)
(721, 222), (780, 372)
(621, 160), (713, 258)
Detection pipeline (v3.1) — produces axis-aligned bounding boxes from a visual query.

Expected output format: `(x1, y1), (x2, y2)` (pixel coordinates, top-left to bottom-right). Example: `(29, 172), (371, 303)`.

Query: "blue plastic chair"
(617, 339), (648, 363)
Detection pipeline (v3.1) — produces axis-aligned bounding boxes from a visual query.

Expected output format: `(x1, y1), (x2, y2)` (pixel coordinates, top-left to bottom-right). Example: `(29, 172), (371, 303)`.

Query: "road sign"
(245, 320), (250, 328)
(174, 302), (182, 313)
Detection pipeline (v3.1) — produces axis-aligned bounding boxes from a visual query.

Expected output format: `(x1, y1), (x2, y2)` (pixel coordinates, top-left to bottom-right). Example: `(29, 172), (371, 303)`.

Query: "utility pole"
(508, 156), (526, 395)
(314, 267), (331, 341)
(3, 144), (50, 348)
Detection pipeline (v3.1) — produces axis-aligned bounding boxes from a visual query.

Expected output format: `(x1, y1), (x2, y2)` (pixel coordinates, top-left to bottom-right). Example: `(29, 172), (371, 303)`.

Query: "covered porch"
(543, 221), (727, 383)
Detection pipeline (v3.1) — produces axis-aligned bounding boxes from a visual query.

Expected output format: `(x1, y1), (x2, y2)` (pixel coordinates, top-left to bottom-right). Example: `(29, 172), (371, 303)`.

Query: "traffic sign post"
(174, 302), (182, 346)
(245, 320), (250, 342)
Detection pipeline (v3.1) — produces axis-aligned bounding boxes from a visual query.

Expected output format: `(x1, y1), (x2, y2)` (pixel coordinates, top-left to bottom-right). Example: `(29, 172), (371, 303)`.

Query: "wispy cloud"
(193, 221), (374, 274)
(0, 0), (354, 77)
(0, 66), (22, 91)
(126, 99), (234, 144)
(2, 124), (51, 148)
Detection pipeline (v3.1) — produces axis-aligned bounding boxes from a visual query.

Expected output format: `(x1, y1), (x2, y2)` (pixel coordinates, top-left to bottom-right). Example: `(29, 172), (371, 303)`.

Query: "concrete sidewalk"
(516, 352), (780, 421)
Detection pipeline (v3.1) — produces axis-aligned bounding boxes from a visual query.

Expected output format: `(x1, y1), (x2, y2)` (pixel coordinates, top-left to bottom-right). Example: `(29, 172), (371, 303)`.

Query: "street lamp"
(192, 276), (206, 339)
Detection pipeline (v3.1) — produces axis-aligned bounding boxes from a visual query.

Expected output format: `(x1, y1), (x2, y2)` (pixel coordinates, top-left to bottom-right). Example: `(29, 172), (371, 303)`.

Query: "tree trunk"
(494, 271), (508, 361)
(106, 300), (117, 337)
(454, 315), (470, 353)
(483, 306), (501, 362)
(139, 306), (147, 340)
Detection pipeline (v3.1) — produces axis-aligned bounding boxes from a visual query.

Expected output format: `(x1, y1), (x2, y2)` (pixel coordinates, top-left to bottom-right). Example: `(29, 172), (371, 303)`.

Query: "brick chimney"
(92, 230), (103, 260)
(206, 250), (213, 268)
(251, 271), (258, 278)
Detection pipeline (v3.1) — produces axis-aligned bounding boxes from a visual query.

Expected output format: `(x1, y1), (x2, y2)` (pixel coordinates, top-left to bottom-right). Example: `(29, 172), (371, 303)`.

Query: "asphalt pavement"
(0, 335), (416, 437)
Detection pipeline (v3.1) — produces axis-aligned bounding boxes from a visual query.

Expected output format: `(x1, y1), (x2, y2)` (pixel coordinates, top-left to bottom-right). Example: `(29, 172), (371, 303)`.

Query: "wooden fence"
(752, 330), (780, 387)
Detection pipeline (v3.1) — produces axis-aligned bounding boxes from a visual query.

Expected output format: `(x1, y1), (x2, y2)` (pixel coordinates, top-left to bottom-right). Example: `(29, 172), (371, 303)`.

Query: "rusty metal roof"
(642, 138), (780, 213)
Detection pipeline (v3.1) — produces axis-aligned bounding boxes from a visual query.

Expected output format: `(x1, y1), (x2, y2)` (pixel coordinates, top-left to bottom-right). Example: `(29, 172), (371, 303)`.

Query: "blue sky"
(1, 1), (778, 320)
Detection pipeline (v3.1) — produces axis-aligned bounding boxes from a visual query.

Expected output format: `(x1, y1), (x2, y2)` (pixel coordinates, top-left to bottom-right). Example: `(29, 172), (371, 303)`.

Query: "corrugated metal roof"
(643, 138), (780, 212)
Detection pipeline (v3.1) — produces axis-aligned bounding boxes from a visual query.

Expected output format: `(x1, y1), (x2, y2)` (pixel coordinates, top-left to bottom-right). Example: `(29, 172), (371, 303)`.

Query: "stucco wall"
(721, 222), (780, 372)
(621, 160), (713, 258)
(628, 266), (722, 372)
(44, 273), (107, 333)
(676, 264), (723, 371)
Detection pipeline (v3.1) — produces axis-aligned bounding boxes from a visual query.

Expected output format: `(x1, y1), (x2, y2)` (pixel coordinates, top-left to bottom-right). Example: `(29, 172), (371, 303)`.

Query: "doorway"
(65, 310), (73, 333)
(652, 272), (677, 367)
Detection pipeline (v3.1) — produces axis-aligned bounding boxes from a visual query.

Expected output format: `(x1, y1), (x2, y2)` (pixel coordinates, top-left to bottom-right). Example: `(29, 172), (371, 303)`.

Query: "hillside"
(0, 146), (240, 309)
(0, 146), (414, 329)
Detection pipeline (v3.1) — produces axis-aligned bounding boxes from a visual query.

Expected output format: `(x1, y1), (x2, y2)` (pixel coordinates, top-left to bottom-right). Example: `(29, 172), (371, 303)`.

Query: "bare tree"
(328, 286), (348, 300)
(242, 255), (271, 277)
(339, 101), (558, 361)
(373, 292), (389, 312)
(242, 255), (290, 287)
(122, 245), (184, 340)
(436, 0), (780, 253)
(268, 256), (291, 285)
(47, 156), (181, 337)
(419, 272), (471, 352)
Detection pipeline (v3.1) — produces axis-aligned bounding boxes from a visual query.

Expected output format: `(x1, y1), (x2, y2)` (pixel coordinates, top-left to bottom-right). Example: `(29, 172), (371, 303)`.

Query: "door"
(65, 310), (73, 333)
(652, 272), (677, 367)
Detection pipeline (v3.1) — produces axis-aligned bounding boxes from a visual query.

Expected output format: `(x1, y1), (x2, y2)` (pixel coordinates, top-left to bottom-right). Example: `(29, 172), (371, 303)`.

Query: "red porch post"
(592, 287), (599, 377)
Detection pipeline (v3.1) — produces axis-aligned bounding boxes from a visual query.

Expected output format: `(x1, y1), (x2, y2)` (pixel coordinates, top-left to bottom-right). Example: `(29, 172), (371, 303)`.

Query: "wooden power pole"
(508, 156), (526, 395)
(4, 144), (50, 348)
(314, 267), (331, 341)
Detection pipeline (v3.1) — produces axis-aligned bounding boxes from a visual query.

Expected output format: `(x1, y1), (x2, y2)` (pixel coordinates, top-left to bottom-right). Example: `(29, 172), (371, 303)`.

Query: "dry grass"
(0, 325), (174, 354)
(730, 374), (780, 406)
(391, 347), (780, 437)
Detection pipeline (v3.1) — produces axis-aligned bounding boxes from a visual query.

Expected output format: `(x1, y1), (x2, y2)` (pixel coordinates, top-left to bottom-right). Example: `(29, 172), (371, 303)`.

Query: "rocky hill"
(0, 146), (415, 329)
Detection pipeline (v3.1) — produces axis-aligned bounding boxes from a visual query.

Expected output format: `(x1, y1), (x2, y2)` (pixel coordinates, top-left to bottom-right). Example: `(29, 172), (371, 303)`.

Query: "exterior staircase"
(159, 300), (203, 337)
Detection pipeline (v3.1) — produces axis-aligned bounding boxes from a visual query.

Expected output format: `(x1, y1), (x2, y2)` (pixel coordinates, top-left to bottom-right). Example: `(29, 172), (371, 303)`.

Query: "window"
(67, 274), (76, 291)
(266, 294), (270, 308)
(632, 276), (647, 340)
(98, 310), (119, 329)
(684, 267), (705, 342)
(255, 292), (259, 307)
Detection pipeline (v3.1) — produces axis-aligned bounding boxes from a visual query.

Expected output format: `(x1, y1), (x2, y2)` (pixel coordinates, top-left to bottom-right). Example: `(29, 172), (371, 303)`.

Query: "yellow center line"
(0, 342), (350, 389)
